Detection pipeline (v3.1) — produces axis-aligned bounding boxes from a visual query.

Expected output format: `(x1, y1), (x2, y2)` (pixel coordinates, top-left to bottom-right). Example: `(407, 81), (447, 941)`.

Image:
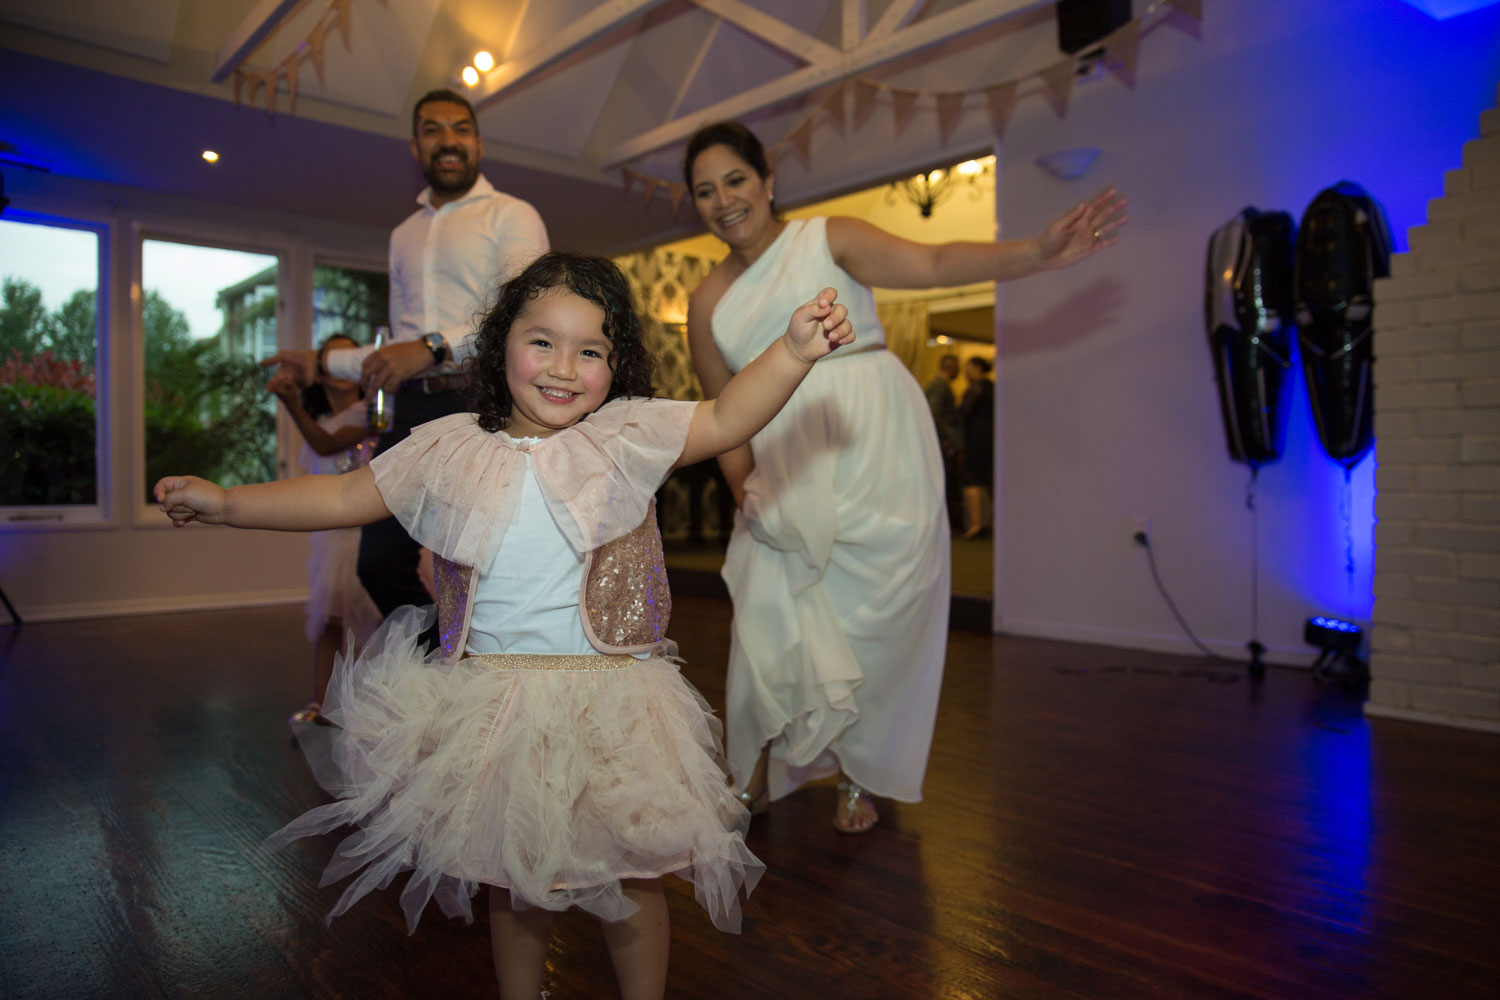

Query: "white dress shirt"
(325, 174), (548, 381)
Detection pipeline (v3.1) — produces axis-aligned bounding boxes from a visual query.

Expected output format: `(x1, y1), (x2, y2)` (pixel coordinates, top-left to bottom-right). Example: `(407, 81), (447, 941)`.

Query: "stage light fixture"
(1304, 615), (1368, 691)
(474, 50), (495, 72)
(461, 65), (480, 87)
(201, 150), (220, 163)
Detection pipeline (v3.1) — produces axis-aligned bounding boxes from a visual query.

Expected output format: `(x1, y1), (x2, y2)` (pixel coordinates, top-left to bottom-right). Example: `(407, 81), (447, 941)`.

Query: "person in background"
(266, 333), (382, 726)
(682, 119), (1126, 834)
(924, 353), (964, 532)
(263, 88), (548, 618)
(959, 356), (995, 541)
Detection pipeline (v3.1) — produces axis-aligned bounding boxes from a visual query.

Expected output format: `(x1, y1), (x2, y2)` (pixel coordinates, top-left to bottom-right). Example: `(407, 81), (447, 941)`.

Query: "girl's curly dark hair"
(469, 252), (656, 432)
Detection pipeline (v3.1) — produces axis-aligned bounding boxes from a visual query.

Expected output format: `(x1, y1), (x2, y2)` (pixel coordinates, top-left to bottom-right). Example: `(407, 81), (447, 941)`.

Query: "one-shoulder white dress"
(711, 218), (951, 805)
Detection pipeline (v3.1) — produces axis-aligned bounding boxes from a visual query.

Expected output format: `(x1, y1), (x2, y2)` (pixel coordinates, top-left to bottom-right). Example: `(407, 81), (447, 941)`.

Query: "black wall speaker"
(1056, 0), (1132, 54)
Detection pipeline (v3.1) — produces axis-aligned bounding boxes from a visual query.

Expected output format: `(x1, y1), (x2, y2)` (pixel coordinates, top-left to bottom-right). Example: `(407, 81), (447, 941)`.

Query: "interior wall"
(990, 0), (1500, 661)
(1, 170), (389, 622)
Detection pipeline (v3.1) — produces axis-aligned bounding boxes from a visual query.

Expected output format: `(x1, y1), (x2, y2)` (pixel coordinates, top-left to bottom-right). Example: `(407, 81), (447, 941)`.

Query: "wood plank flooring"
(1, 599), (1496, 999)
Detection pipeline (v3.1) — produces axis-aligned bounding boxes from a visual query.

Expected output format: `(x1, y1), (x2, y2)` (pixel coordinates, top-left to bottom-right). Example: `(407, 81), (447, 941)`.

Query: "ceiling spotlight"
(473, 50), (494, 72)
(201, 150), (220, 163)
(461, 65), (479, 87)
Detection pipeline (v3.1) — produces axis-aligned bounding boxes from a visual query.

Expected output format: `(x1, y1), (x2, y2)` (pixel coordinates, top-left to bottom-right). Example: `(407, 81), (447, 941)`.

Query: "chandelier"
(887, 156), (994, 218)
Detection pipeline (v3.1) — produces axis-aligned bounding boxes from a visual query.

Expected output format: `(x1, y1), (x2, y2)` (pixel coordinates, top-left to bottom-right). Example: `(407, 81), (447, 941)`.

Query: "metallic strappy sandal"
(733, 785), (770, 816)
(833, 779), (878, 834)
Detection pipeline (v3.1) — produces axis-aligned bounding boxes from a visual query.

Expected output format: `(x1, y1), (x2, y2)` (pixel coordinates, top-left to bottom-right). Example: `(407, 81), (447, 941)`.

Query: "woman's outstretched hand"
(154, 476), (227, 527)
(784, 287), (856, 363)
(1035, 187), (1130, 271)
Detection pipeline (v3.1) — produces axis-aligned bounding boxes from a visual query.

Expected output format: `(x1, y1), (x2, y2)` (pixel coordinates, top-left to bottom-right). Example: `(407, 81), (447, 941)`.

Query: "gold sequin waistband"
(468, 652), (637, 671)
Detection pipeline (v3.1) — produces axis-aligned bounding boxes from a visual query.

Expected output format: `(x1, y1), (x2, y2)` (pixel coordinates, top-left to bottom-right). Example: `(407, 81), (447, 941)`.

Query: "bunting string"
(231, 0), (356, 117)
(619, 0), (1200, 214)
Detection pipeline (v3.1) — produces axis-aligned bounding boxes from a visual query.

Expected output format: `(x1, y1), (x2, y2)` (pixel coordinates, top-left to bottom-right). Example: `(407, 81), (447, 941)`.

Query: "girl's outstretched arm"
(153, 466), (391, 531)
(677, 287), (853, 468)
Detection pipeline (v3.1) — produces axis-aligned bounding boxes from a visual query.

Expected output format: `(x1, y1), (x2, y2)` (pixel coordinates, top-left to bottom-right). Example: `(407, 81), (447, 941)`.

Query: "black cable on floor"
(1137, 532), (1230, 663)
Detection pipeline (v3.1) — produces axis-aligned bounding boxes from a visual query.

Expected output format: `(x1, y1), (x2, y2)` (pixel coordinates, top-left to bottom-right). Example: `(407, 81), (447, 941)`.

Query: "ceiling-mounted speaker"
(1056, 0), (1132, 54)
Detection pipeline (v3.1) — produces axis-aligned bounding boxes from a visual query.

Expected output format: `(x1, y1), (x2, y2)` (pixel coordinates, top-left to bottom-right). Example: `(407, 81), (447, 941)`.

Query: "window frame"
(130, 221), (292, 528)
(0, 208), (111, 529)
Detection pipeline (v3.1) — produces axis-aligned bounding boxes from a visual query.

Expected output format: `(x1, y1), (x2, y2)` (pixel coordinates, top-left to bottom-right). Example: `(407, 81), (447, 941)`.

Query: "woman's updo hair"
(966, 356), (994, 376)
(468, 252), (656, 433)
(682, 120), (771, 188)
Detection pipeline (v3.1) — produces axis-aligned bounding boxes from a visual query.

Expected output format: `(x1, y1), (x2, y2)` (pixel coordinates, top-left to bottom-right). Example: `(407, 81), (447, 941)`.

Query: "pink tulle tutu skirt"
(271, 605), (762, 932)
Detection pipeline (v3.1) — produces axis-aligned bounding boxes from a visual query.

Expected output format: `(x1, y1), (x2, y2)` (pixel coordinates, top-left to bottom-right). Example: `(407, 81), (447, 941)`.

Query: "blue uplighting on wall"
(1395, 0), (1500, 19)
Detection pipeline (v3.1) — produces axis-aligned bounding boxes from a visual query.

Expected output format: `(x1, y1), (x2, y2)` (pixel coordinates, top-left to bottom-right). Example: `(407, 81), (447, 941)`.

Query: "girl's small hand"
(784, 287), (855, 363)
(267, 371), (299, 399)
(153, 475), (228, 527)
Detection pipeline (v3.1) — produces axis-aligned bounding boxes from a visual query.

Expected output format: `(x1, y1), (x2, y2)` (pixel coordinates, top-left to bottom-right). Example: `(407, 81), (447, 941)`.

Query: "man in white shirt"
(265, 88), (548, 615)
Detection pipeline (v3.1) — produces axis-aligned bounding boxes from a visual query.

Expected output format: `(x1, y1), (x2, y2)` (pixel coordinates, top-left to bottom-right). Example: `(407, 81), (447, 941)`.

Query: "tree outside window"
(141, 240), (281, 499)
(0, 219), (100, 507)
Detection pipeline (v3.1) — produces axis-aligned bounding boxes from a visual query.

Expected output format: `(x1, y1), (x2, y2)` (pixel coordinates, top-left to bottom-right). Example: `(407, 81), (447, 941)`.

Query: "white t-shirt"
(464, 453), (594, 656)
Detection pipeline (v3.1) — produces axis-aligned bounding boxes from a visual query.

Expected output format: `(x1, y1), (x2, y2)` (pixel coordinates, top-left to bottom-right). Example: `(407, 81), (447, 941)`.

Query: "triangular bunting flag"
(669, 183), (687, 216)
(308, 26), (326, 86)
(641, 177), (660, 209)
(265, 66), (279, 115)
(620, 168), (635, 200)
(852, 79), (881, 130)
(1040, 59), (1074, 118)
(983, 81), (1018, 136)
(332, 0), (353, 51)
(1166, 0), (1202, 21)
(285, 56), (301, 112)
(247, 71), (266, 110)
(1103, 20), (1140, 87)
(824, 86), (847, 134)
(935, 92), (965, 144)
(786, 119), (813, 165)
(891, 88), (921, 134)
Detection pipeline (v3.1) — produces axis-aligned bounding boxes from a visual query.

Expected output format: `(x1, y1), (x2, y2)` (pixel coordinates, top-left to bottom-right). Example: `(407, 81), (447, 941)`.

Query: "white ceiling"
(0, 0), (1088, 252)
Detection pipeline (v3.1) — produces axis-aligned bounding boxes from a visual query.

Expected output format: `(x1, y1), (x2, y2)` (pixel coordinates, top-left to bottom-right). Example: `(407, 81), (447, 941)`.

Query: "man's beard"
(423, 148), (480, 195)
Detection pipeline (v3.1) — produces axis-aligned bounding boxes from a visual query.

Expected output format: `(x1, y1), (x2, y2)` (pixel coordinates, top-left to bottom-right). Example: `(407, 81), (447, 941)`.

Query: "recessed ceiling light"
(202, 150), (220, 163)
(473, 50), (494, 72)
(461, 65), (479, 87)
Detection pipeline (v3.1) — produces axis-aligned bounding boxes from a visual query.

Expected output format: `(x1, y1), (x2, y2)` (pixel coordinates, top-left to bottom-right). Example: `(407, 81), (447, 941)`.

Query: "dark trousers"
(357, 388), (468, 617)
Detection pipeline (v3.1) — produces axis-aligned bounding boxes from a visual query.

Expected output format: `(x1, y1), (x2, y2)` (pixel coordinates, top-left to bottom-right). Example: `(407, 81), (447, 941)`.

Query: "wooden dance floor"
(1, 597), (1496, 999)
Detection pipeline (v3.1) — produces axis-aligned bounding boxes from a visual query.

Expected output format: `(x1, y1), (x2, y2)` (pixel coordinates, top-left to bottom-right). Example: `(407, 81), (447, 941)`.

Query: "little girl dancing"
(266, 332), (381, 726)
(154, 252), (854, 1000)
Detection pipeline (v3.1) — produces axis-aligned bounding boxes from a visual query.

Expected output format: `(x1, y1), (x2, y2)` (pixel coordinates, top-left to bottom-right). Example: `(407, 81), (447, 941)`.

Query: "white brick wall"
(1370, 84), (1500, 733)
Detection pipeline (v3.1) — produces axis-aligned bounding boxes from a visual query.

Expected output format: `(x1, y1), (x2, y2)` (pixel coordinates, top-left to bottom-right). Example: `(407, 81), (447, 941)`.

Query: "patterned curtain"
(876, 298), (929, 373)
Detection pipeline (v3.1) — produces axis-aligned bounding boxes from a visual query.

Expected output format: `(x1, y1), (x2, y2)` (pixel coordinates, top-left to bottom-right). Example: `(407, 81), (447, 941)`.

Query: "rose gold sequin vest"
(429, 500), (672, 662)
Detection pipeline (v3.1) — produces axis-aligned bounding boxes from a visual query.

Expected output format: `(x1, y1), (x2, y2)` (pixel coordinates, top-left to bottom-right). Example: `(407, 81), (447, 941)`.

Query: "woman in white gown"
(684, 121), (1127, 832)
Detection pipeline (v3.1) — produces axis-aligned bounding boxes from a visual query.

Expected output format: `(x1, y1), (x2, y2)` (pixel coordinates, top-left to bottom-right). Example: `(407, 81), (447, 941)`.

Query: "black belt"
(398, 372), (471, 394)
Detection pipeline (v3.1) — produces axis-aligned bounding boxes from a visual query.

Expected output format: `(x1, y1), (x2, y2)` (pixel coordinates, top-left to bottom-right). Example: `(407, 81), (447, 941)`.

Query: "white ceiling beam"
(469, 0), (671, 104)
(868, 0), (927, 39)
(500, 0), (536, 61)
(667, 21), (722, 120)
(211, 0), (303, 83)
(842, 0), (866, 50)
(687, 0), (841, 63)
(602, 0), (1050, 167)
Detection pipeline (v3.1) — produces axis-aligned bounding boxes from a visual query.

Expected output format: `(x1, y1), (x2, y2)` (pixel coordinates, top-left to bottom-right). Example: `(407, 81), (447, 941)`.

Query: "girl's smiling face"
(504, 288), (615, 437)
